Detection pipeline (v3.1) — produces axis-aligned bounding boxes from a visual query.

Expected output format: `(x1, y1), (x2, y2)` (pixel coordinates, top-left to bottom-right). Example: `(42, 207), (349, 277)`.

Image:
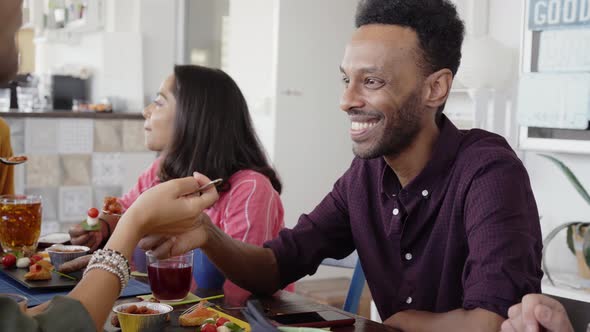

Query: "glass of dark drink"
(146, 250), (193, 301)
(0, 195), (42, 256)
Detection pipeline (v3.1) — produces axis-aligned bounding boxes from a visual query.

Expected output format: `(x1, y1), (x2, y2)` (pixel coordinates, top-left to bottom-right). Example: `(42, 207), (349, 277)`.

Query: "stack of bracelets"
(83, 249), (131, 292)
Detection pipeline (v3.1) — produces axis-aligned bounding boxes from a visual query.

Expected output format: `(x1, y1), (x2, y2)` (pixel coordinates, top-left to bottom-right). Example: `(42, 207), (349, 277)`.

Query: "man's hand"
(139, 213), (211, 259)
(501, 294), (574, 332)
(69, 223), (107, 252)
(69, 213), (120, 252)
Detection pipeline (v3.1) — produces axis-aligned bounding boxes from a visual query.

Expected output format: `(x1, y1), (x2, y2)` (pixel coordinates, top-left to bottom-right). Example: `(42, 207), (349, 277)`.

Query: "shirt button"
(392, 208), (399, 216)
(406, 297), (413, 304)
(405, 253), (413, 261)
(421, 190), (429, 197)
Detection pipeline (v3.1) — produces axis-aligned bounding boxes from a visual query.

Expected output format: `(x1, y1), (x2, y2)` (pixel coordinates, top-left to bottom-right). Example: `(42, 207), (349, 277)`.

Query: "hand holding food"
(81, 208), (101, 231)
(103, 196), (123, 215)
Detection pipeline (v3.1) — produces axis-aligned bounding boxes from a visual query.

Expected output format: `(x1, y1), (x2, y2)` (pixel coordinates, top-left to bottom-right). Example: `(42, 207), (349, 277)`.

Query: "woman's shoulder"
(227, 170), (271, 185)
(224, 170), (277, 195)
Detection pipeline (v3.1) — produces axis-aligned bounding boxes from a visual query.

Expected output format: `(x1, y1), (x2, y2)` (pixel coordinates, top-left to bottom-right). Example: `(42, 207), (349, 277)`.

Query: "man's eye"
(341, 76), (350, 84)
(365, 78), (384, 88)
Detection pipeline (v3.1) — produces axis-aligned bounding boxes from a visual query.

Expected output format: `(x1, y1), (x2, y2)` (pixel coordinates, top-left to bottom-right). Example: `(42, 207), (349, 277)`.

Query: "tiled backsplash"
(5, 117), (156, 235)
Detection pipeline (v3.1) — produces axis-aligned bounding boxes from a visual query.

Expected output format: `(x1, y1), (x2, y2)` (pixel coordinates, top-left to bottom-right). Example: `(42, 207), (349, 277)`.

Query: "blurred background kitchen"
(1, 0), (589, 324)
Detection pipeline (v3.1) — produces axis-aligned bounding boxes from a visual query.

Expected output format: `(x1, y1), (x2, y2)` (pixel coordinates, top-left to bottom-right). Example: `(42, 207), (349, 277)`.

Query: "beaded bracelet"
(84, 263), (127, 290)
(83, 249), (131, 292)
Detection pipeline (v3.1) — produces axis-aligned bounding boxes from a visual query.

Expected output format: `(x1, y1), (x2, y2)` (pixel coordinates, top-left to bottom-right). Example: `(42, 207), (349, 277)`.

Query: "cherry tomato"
(87, 207), (99, 218)
(29, 263), (42, 273)
(2, 254), (16, 268)
(30, 255), (43, 264)
(200, 323), (217, 332)
(216, 317), (230, 327)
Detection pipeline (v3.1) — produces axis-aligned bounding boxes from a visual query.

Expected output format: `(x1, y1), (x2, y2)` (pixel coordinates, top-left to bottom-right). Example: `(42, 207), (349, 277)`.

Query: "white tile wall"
(25, 119), (58, 154)
(58, 119), (94, 154)
(92, 153), (123, 186)
(58, 186), (92, 222)
(26, 155), (60, 187)
(10, 117), (156, 227)
(61, 154), (92, 186)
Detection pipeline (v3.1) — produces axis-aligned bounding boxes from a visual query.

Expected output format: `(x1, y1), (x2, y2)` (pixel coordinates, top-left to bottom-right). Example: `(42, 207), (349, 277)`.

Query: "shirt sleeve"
(462, 155), (543, 318)
(264, 169), (356, 288)
(0, 118), (14, 195)
(118, 158), (160, 210)
(219, 174), (283, 246)
(0, 296), (95, 331)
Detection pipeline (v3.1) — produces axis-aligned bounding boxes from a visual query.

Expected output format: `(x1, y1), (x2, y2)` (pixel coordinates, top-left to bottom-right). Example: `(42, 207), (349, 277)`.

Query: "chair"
(546, 294), (590, 332)
(321, 251), (366, 314)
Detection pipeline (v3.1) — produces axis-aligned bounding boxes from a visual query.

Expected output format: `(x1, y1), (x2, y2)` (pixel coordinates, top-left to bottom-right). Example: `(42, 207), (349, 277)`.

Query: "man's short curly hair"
(355, 0), (465, 77)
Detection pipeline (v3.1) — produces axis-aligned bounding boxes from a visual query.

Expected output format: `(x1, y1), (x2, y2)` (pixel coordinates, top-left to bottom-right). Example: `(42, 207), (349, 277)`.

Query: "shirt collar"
(379, 114), (463, 199)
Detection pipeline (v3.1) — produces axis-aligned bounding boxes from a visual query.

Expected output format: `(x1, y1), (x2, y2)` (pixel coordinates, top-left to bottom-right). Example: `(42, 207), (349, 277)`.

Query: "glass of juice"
(0, 195), (42, 256)
(146, 250), (193, 301)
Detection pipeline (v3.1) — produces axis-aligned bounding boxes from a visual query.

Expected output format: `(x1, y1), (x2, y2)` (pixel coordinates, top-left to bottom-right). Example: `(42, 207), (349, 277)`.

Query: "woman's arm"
(69, 158), (161, 252)
(26, 174), (218, 331)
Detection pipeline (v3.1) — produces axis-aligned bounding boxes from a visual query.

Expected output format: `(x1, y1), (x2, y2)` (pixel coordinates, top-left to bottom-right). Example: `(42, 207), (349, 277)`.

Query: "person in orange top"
(0, 117), (14, 195)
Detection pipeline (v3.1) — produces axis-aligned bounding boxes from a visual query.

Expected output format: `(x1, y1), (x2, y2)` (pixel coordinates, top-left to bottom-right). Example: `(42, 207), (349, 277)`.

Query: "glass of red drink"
(146, 251), (193, 301)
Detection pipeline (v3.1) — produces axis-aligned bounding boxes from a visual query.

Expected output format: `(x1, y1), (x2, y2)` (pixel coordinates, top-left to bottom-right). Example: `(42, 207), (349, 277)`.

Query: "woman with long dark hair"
(69, 65), (286, 297)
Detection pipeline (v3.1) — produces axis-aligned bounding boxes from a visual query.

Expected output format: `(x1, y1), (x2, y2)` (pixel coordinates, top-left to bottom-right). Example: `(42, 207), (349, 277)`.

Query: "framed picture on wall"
(518, 0), (590, 154)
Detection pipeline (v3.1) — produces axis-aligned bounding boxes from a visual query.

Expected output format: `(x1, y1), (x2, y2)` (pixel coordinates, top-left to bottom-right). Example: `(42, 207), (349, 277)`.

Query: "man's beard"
(353, 91), (423, 159)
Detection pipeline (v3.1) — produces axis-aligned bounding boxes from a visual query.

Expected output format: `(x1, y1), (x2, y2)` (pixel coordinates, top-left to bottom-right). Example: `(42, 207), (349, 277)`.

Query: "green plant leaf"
(584, 228), (590, 268)
(566, 224), (577, 255)
(539, 154), (590, 206)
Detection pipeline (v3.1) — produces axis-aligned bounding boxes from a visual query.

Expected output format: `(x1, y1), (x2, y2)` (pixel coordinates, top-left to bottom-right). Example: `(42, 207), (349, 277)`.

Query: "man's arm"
(385, 308), (504, 332)
(141, 167), (357, 296)
(203, 220), (282, 295)
(140, 215), (283, 295)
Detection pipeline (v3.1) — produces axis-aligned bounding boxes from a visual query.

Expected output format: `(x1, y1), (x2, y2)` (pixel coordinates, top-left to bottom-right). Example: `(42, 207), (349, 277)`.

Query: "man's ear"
(422, 69), (453, 109)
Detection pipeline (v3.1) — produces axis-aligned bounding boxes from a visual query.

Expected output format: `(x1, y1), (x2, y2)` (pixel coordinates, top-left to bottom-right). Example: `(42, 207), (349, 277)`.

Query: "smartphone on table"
(267, 310), (355, 328)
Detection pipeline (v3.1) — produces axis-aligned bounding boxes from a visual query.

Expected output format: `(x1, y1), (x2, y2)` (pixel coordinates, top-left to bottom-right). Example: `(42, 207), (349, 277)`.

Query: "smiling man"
(141, 1), (543, 331)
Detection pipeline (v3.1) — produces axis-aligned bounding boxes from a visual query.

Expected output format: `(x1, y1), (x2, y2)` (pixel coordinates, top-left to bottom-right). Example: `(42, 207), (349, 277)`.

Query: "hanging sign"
(529, 0), (590, 30)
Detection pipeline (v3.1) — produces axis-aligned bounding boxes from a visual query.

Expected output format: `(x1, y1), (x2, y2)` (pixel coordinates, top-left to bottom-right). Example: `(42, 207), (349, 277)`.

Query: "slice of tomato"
(216, 317), (230, 327)
(200, 323), (217, 332)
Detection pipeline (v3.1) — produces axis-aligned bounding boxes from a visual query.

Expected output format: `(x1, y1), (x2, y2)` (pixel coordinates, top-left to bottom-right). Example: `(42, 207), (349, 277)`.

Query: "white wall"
(226, 0), (279, 160)
(139, 0), (178, 105)
(273, 0), (356, 229)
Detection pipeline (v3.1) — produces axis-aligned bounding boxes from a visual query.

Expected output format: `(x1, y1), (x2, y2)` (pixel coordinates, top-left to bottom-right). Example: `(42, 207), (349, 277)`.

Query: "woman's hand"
(122, 172), (219, 238)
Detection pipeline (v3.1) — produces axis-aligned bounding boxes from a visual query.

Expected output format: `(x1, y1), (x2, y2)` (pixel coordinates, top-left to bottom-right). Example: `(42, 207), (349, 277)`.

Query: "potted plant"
(540, 154), (590, 282)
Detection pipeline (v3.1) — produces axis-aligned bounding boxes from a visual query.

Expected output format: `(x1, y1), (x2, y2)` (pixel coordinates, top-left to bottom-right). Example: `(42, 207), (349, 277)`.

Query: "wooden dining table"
(105, 286), (399, 332)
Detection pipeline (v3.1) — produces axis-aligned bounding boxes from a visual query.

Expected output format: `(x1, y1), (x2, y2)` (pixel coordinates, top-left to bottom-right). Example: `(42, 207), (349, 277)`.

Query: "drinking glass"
(16, 87), (38, 113)
(0, 89), (10, 112)
(0, 195), (42, 256)
(146, 251), (193, 301)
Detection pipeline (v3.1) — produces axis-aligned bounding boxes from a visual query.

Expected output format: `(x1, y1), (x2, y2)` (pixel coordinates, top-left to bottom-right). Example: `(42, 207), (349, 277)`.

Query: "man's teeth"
(351, 121), (377, 131)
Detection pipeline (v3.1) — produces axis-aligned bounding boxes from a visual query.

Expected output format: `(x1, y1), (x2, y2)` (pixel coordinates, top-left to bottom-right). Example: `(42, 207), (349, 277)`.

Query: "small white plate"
(38, 233), (70, 246)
